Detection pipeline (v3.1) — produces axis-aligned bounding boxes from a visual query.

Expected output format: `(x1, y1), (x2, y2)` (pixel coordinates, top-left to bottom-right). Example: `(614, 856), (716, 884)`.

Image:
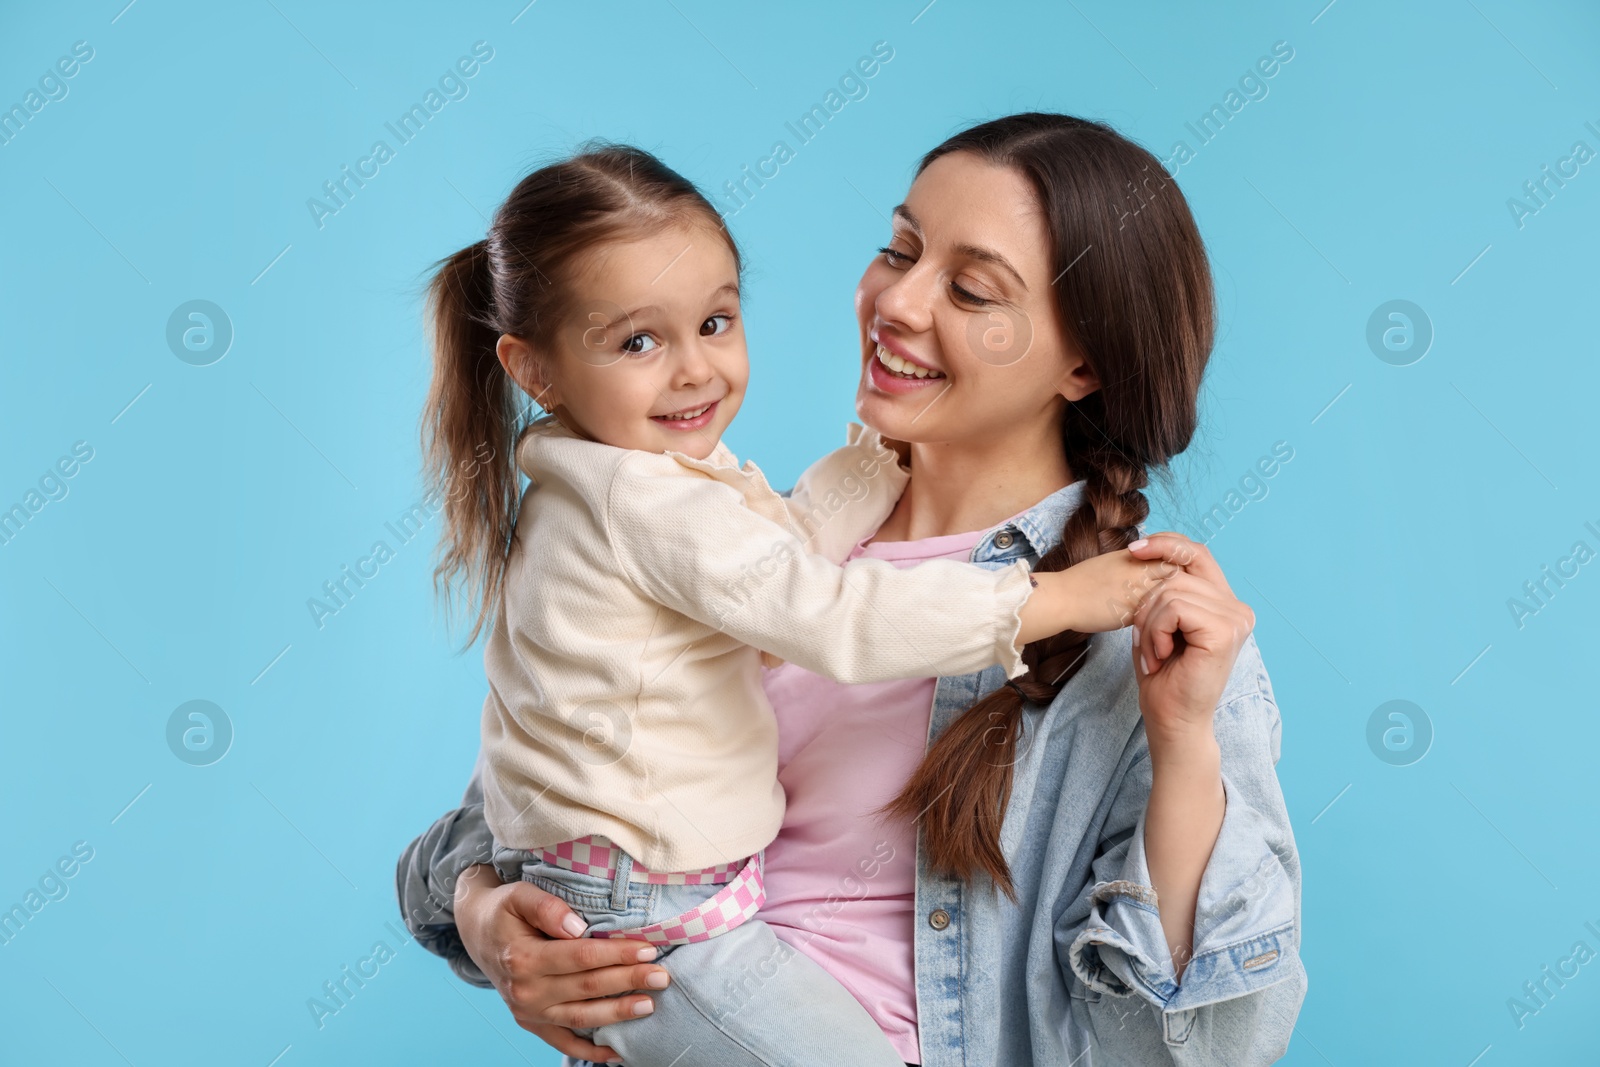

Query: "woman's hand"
(1125, 534), (1255, 745)
(454, 863), (670, 1064)
(1124, 533), (1250, 980)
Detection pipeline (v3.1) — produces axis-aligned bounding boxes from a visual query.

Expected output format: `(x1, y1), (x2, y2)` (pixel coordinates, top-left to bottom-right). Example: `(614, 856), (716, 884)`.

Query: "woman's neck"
(872, 429), (1074, 543)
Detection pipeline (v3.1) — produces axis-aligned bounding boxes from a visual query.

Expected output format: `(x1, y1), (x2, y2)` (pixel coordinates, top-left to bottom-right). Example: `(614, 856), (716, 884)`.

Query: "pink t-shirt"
(758, 525), (993, 1065)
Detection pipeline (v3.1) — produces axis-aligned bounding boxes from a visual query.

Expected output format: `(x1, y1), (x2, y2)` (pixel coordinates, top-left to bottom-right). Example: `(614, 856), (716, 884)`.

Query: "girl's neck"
(872, 428), (1074, 544)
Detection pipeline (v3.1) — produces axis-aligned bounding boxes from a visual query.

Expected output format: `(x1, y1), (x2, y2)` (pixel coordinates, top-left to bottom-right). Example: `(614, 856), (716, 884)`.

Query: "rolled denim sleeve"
(394, 756), (498, 988)
(1058, 669), (1306, 1063)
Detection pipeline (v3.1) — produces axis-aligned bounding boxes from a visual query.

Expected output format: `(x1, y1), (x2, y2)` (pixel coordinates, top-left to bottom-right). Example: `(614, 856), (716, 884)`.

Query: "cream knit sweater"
(479, 418), (1034, 872)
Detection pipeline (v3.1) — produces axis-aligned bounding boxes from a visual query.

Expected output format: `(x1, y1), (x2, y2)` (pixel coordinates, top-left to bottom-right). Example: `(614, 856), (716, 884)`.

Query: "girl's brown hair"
(884, 113), (1215, 899)
(422, 144), (739, 644)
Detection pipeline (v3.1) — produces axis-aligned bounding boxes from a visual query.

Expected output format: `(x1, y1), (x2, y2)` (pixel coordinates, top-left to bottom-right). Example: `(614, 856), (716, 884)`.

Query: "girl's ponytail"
(422, 238), (522, 647)
(419, 144), (740, 647)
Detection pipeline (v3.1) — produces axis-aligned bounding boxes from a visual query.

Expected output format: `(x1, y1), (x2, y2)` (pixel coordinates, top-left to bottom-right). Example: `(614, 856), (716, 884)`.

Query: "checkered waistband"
(541, 834), (766, 948)
(539, 835), (747, 885)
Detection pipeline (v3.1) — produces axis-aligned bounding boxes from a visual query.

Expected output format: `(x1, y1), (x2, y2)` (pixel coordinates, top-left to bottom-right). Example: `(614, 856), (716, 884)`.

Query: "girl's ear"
(497, 334), (556, 409)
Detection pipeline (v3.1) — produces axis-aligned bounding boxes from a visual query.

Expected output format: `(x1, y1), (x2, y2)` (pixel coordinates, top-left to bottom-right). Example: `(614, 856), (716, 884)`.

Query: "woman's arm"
(1056, 535), (1305, 1065)
(395, 763), (670, 1063)
(1126, 535), (1255, 977)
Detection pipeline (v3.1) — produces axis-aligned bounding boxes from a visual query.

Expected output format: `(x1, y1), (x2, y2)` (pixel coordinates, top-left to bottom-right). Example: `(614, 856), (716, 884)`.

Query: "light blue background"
(2, 1), (1597, 1064)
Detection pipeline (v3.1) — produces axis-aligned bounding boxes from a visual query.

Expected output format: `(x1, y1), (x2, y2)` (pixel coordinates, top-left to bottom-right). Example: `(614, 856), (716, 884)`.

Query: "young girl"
(420, 144), (1185, 1066)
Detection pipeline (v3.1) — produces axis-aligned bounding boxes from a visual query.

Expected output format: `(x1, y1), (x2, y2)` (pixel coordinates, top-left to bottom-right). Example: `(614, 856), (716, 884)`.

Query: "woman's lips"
(866, 344), (947, 394)
(651, 399), (719, 431)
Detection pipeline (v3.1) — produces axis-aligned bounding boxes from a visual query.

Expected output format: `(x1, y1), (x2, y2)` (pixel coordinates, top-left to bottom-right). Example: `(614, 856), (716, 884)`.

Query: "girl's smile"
(649, 397), (722, 431)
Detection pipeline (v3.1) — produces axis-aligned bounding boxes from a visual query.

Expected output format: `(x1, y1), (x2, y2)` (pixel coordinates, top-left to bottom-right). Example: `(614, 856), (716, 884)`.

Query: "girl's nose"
(672, 340), (714, 388)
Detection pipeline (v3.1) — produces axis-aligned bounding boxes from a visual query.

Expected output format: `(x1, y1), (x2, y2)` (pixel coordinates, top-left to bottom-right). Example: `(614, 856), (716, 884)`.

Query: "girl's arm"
(606, 454), (1178, 685)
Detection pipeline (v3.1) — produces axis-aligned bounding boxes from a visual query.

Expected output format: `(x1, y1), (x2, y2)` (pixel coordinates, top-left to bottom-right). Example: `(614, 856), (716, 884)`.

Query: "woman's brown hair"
(884, 113), (1215, 899)
(421, 144), (739, 645)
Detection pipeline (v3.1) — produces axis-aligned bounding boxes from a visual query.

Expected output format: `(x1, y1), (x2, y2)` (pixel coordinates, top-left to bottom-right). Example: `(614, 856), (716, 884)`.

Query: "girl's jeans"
(495, 843), (904, 1067)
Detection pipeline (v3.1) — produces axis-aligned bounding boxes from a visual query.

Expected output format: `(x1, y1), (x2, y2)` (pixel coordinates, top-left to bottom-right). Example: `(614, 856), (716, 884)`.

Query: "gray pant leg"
(590, 920), (905, 1067)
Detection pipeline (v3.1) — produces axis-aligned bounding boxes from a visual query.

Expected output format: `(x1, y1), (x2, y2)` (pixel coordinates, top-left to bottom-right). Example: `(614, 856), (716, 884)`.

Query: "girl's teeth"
(875, 344), (942, 380)
(662, 404), (710, 421)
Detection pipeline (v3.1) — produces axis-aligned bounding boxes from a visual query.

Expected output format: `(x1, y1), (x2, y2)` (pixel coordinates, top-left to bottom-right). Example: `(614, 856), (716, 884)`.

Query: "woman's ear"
(497, 334), (557, 410)
(1056, 350), (1101, 403)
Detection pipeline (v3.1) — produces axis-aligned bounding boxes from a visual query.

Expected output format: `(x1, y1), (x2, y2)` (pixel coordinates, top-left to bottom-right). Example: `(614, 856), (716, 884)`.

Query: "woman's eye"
(951, 281), (991, 306)
(877, 245), (911, 266)
(700, 314), (733, 337)
(622, 333), (659, 355)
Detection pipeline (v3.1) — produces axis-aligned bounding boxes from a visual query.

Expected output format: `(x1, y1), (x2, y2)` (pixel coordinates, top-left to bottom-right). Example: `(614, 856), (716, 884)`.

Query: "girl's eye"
(621, 333), (659, 355)
(700, 314), (733, 337)
(877, 245), (912, 266)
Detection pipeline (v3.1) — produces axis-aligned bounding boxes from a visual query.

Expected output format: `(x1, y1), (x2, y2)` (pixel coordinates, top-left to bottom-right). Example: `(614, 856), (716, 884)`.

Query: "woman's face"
(854, 151), (1098, 447)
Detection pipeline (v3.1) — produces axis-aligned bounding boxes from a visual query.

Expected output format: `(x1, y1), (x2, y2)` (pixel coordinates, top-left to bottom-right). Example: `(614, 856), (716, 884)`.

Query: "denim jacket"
(395, 480), (1307, 1066)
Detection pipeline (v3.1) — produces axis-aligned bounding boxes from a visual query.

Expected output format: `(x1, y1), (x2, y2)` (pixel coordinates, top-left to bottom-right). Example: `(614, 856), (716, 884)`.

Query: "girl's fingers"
(1126, 532), (1200, 569)
(1128, 534), (1234, 596)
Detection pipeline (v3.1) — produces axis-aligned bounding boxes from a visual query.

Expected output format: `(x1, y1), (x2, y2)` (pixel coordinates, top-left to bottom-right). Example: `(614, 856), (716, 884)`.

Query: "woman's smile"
(865, 333), (948, 396)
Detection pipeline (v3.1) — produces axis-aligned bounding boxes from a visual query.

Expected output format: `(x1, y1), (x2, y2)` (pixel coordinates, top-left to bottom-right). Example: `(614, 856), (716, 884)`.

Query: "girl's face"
(854, 151), (1099, 448)
(501, 223), (747, 460)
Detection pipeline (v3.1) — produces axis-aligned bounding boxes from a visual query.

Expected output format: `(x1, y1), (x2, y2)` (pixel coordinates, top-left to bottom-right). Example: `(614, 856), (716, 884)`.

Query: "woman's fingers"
(1137, 588), (1252, 667)
(529, 1023), (622, 1065)
(545, 982), (661, 1029)
(1132, 573), (1233, 653)
(502, 880), (590, 940)
(527, 927), (664, 976)
(541, 959), (672, 1005)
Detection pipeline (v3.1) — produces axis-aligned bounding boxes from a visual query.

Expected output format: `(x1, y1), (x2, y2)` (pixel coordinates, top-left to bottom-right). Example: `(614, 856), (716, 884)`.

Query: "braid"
(887, 401), (1149, 899)
(880, 111), (1212, 901)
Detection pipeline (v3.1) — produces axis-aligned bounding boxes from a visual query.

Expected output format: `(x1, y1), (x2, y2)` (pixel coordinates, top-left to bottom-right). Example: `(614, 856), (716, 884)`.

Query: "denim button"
(994, 531), (1014, 549)
(929, 908), (951, 930)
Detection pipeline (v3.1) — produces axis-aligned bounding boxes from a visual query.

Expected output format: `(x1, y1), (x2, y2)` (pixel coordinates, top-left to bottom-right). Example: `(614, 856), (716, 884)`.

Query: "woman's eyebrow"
(955, 243), (1027, 292)
(892, 204), (1027, 292)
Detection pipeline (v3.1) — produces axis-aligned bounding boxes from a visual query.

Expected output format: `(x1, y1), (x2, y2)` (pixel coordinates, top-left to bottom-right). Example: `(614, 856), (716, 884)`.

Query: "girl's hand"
(1025, 532), (1190, 641)
(454, 864), (669, 1064)
(1125, 534), (1255, 746)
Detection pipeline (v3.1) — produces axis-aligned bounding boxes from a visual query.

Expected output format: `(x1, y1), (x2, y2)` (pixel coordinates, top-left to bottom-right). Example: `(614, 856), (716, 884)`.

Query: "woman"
(397, 113), (1305, 1065)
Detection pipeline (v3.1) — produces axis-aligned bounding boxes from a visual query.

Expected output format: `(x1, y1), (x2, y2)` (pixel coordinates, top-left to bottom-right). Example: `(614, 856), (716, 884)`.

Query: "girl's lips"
(651, 399), (719, 432)
(866, 352), (947, 395)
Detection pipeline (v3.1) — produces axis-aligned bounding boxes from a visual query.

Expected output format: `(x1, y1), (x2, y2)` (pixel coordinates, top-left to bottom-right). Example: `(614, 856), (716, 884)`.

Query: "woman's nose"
(874, 264), (936, 335)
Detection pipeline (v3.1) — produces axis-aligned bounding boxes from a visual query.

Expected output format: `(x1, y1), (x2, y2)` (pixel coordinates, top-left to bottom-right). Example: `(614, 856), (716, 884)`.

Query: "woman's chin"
(855, 380), (934, 442)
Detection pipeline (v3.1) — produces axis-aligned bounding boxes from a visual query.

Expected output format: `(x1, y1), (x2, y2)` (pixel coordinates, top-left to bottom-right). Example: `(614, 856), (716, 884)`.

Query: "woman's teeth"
(658, 403), (711, 421)
(876, 345), (944, 380)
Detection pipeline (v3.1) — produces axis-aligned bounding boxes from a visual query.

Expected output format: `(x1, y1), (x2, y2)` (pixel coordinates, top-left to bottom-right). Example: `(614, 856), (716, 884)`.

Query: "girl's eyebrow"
(607, 284), (741, 325)
(892, 204), (1027, 292)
